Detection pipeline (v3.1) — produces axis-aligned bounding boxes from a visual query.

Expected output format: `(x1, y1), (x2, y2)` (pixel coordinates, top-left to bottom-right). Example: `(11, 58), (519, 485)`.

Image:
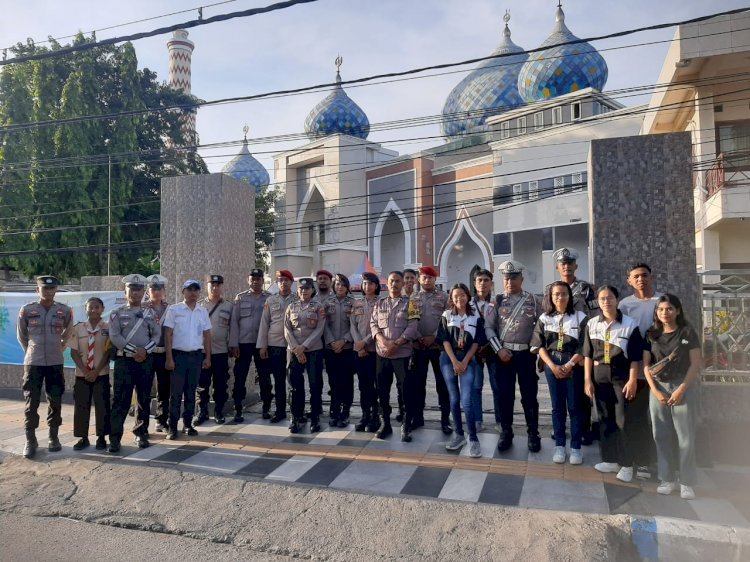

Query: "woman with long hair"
(643, 293), (701, 500)
(531, 281), (588, 465)
(436, 283), (486, 458)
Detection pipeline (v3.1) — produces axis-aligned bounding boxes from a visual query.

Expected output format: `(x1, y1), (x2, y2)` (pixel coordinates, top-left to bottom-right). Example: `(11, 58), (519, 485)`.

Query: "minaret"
(167, 30), (196, 146)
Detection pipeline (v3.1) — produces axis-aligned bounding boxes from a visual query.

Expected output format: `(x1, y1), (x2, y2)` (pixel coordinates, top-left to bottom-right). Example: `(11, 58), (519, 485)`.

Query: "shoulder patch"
(407, 300), (421, 321)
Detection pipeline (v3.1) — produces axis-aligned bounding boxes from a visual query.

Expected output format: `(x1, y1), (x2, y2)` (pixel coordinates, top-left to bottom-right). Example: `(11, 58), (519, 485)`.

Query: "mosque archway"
(437, 209), (491, 288)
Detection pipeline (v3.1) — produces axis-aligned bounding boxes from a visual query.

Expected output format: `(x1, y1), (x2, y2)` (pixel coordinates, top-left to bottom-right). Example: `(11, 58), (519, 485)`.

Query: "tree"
(0, 35), (206, 281)
(254, 185), (280, 271)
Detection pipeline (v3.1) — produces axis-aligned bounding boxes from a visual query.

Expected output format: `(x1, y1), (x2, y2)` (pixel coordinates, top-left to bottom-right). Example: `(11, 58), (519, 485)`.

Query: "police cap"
(36, 275), (60, 287)
(552, 247), (579, 263)
(275, 269), (294, 282)
(249, 268), (264, 278)
(146, 274), (168, 289)
(208, 274), (224, 284)
(298, 277), (315, 290)
(122, 274), (148, 288)
(497, 260), (525, 276)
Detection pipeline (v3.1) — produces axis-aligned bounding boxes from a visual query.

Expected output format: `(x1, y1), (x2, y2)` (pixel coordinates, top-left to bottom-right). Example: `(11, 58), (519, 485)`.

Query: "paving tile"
(330, 460), (417, 495)
(296, 457), (352, 486)
(310, 428), (351, 445)
(123, 443), (183, 462)
(266, 455), (322, 482)
(457, 432), (499, 459)
(492, 440), (530, 462)
(235, 452), (292, 478)
(519, 476), (608, 514)
(284, 435), (314, 445)
(478, 473), (525, 506)
(401, 466), (452, 498)
(337, 437), (370, 448)
(611, 491), (700, 520)
(439, 468), (488, 502)
(178, 448), (263, 474)
(689, 496), (750, 527)
(231, 422), (290, 443)
(149, 444), (207, 465)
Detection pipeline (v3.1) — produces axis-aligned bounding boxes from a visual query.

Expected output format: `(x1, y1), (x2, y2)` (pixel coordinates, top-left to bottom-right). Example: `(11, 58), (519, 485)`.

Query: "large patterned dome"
(304, 58), (370, 140)
(441, 14), (528, 138)
(517, 5), (608, 102)
(222, 127), (270, 194)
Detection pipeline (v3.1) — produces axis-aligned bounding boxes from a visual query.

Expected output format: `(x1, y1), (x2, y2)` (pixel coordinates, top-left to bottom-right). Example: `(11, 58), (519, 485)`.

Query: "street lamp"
(104, 139), (112, 276)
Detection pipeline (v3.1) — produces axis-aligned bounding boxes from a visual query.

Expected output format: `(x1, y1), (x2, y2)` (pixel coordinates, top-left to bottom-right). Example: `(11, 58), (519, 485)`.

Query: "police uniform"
(145, 274), (171, 431)
(229, 269), (271, 420)
(485, 260), (543, 451)
(410, 273), (451, 431)
(108, 274), (161, 451)
(16, 275), (73, 457)
(195, 275), (234, 424)
(284, 279), (326, 431)
(257, 271), (298, 423)
(349, 281), (380, 432)
(472, 292), (496, 427)
(370, 292), (420, 440)
(323, 292), (355, 426)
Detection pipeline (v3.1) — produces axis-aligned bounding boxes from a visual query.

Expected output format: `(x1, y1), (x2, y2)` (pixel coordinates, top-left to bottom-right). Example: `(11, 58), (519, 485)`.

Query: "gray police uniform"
(350, 295), (379, 424)
(17, 300), (73, 431)
(257, 292), (298, 418)
(544, 279), (598, 317)
(323, 294), (355, 423)
(410, 289), (451, 426)
(284, 299), (326, 422)
(108, 304), (160, 440)
(229, 290), (271, 413)
(148, 300), (171, 427)
(196, 298), (234, 418)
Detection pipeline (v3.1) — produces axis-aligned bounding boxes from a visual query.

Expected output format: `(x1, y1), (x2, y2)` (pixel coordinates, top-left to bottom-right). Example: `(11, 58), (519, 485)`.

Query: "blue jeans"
(649, 379), (697, 485)
(543, 357), (583, 448)
(440, 351), (479, 441)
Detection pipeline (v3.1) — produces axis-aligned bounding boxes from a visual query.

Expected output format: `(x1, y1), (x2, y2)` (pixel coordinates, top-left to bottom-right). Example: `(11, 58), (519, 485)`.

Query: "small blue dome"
(304, 64), (370, 140)
(222, 135), (269, 194)
(442, 18), (528, 138)
(517, 5), (608, 102)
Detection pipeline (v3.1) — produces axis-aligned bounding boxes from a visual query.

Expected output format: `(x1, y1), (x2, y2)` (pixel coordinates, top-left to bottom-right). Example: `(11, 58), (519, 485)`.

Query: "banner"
(0, 291), (125, 367)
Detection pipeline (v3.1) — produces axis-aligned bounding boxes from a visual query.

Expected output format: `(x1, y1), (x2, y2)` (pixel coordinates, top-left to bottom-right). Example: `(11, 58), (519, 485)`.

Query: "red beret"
(316, 269), (333, 279)
(419, 266), (438, 278)
(275, 269), (294, 282)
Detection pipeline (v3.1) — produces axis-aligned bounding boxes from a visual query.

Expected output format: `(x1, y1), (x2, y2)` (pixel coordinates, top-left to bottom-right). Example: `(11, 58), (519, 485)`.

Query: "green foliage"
(255, 185), (280, 271)
(0, 35), (206, 281)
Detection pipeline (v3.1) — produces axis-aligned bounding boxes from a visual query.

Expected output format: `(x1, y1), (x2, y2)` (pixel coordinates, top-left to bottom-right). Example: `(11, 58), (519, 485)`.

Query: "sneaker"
(445, 434), (467, 451)
(594, 462), (621, 474)
(469, 440), (482, 458)
(636, 466), (652, 480)
(552, 446), (566, 464)
(680, 485), (696, 500)
(616, 466), (634, 483)
(95, 436), (107, 450)
(657, 481), (675, 495)
(569, 448), (583, 465)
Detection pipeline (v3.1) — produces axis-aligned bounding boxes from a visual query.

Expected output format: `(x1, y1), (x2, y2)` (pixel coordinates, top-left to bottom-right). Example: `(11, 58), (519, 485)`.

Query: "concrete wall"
(80, 276), (125, 291)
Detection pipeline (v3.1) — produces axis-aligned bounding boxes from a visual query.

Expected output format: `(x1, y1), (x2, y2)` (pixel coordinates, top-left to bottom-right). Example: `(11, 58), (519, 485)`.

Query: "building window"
(552, 106), (563, 124)
(717, 121), (750, 169)
(554, 176), (565, 195)
(534, 112), (544, 131)
(517, 116), (527, 135)
(493, 232), (511, 255)
(528, 180), (539, 200)
(571, 101), (582, 120)
(512, 183), (523, 203)
(318, 223), (326, 245)
(501, 121), (510, 139)
(542, 228), (554, 251)
(571, 172), (584, 192)
(307, 224), (315, 250)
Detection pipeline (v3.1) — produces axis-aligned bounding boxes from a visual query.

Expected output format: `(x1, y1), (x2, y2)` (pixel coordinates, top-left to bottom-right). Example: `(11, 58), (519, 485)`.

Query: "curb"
(628, 515), (750, 561)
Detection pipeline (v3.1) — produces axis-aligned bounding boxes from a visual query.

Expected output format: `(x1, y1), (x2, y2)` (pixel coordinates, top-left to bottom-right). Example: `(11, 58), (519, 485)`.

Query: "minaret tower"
(167, 30), (196, 145)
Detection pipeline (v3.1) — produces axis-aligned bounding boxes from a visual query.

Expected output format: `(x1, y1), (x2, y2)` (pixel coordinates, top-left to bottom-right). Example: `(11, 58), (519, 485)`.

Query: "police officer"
(324, 273), (356, 427)
(195, 275), (233, 425)
(544, 247), (599, 445)
(410, 266), (452, 434)
(472, 268), (496, 433)
(371, 271), (420, 442)
(486, 261), (543, 453)
(350, 271), (381, 432)
(145, 274), (171, 433)
(17, 275), (73, 458)
(315, 269), (333, 302)
(108, 274), (161, 452)
(285, 278), (326, 433)
(229, 268), (271, 422)
(257, 270), (298, 423)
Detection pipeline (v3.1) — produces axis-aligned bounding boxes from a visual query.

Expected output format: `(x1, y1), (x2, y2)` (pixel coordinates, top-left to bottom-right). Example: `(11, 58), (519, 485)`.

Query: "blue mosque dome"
(517, 4), (607, 103)
(304, 57), (370, 140)
(441, 13), (528, 138)
(222, 127), (270, 194)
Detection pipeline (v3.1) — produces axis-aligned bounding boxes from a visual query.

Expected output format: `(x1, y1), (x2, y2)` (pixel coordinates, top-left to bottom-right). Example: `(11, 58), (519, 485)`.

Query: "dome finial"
(242, 124), (249, 142)
(335, 54), (343, 83)
(556, 1), (565, 24)
(503, 9), (511, 25)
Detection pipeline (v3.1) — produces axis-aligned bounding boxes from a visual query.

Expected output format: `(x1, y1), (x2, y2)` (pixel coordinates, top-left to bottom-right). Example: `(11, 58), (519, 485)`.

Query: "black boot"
(376, 418), (392, 439)
(366, 414), (381, 433)
(498, 430), (513, 452)
(48, 427), (62, 452)
(23, 430), (37, 458)
(355, 411), (370, 432)
(309, 417), (321, 433)
(108, 434), (122, 452)
(73, 437), (90, 451)
(233, 408), (244, 423)
(214, 405), (225, 425)
(400, 422), (412, 443)
(193, 408), (209, 426)
(441, 413), (453, 435)
(262, 401), (272, 420)
(527, 433), (541, 453)
(337, 409), (350, 428)
(289, 418), (301, 434)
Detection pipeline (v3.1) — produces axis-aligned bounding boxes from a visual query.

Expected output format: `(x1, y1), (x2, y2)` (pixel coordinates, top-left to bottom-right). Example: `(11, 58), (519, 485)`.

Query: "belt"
(153, 346), (166, 354)
(503, 343), (529, 352)
(173, 349), (203, 355)
(116, 350), (137, 358)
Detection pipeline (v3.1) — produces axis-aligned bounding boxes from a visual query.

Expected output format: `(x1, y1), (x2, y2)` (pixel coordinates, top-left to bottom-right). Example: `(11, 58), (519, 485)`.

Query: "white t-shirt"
(619, 292), (663, 336)
(163, 302), (211, 352)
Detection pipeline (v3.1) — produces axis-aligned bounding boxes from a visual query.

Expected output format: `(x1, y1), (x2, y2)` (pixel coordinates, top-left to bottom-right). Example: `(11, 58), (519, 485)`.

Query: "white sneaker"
(657, 481), (675, 495)
(594, 462), (621, 474)
(469, 440), (482, 458)
(680, 485), (696, 500)
(569, 448), (583, 465)
(552, 446), (566, 464)
(616, 466), (634, 483)
(445, 434), (467, 451)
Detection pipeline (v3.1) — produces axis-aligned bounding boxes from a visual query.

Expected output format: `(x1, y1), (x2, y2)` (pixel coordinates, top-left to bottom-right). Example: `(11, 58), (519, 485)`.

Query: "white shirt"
(163, 302), (211, 352)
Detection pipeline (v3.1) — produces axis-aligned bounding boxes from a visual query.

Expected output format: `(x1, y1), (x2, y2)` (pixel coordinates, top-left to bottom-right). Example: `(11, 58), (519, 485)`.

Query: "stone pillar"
(160, 173), (255, 304)
(588, 132), (699, 326)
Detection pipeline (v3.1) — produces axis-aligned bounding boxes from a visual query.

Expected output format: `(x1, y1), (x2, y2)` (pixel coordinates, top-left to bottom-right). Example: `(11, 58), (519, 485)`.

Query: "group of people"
(16, 248), (702, 500)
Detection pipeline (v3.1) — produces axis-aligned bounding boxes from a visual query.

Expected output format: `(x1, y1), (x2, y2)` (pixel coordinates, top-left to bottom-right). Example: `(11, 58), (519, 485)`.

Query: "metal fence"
(700, 270), (750, 382)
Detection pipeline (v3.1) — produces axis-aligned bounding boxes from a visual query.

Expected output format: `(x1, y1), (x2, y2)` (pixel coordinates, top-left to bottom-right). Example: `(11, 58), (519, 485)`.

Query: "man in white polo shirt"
(163, 279), (212, 440)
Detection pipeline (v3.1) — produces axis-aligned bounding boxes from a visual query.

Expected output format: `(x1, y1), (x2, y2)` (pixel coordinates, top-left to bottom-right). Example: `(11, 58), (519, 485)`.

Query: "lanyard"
(604, 329), (611, 364)
(557, 316), (564, 351)
(458, 318), (466, 350)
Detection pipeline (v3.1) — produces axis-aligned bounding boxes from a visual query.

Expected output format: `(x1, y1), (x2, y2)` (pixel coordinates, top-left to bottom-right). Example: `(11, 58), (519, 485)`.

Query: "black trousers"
(289, 350), (323, 420)
(169, 350), (203, 429)
(494, 350), (539, 437)
(73, 376), (111, 437)
(325, 348), (355, 419)
(375, 356), (416, 425)
(411, 347), (451, 422)
(196, 353), (229, 415)
(594, 379), (633, 467)
(233, 342), (270, 410)
(355, 352), (378, 417)
(152, 352), (170, 425)
(267, 346), (288, 415)
(23, 364), (65, 431)
(111, 356), (153, 438)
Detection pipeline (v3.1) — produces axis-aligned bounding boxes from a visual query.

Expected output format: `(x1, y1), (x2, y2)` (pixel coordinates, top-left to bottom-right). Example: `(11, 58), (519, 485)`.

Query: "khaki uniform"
(147, 300), (171, 427)
(196, 298), (234, 417)
(68, 320), (111, 438)
(257, 292), (298, 417)
(323, 295), (355, 421)
(285, 299), (327, 421)
(229, 289), (270, 412)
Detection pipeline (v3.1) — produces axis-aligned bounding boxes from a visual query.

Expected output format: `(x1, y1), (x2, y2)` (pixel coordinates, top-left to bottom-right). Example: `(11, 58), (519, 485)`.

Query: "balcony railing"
(704, 151), (750, 200)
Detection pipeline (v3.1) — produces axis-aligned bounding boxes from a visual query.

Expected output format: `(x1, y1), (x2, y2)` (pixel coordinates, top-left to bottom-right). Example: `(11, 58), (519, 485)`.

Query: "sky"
(1, 0), (748, 176)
